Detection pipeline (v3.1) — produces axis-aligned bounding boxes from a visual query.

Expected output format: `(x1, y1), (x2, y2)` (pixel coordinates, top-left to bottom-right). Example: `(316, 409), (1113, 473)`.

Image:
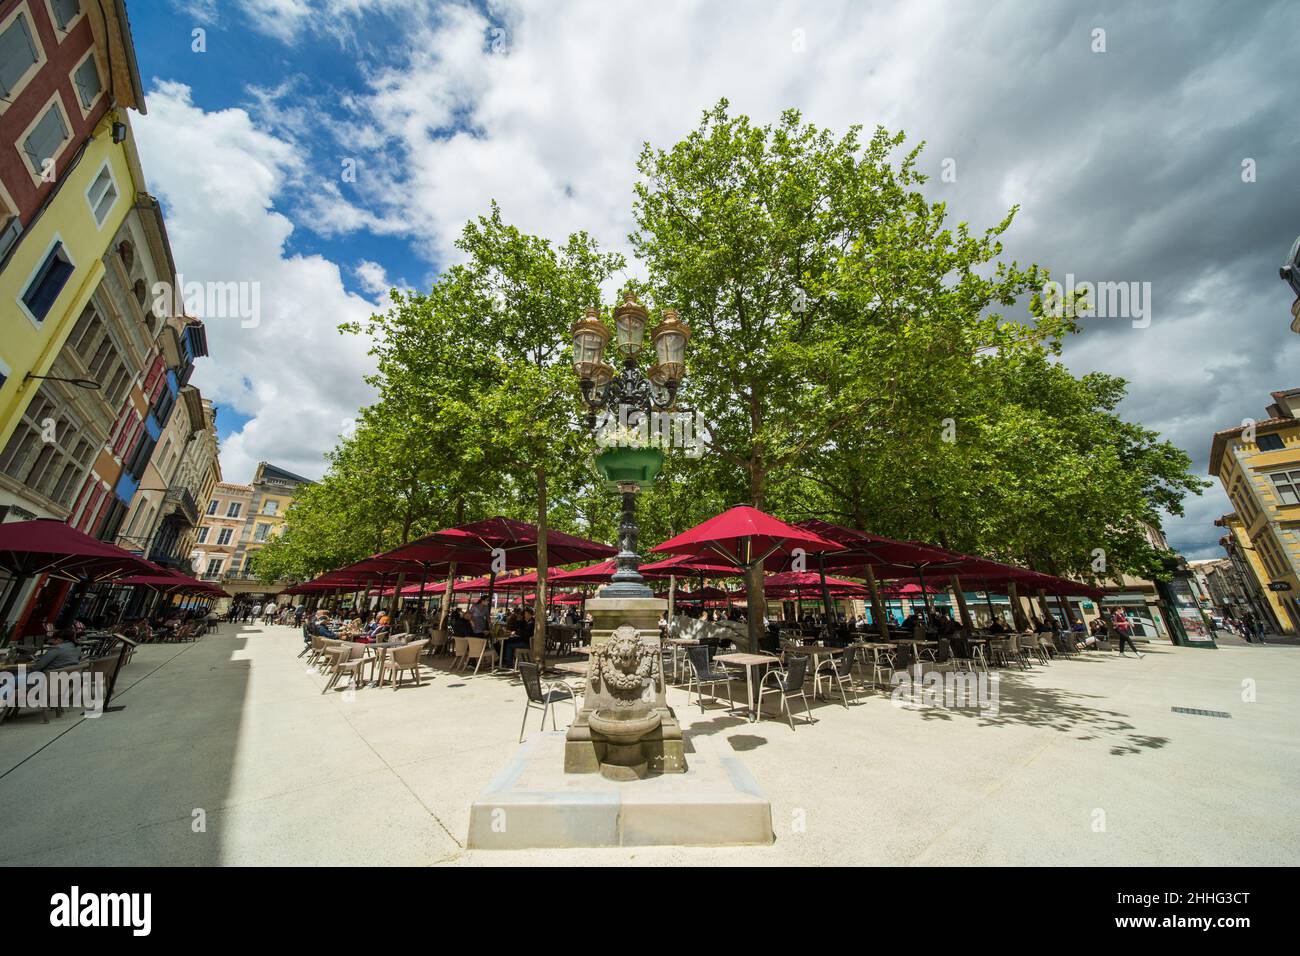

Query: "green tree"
(632, 101), (1072, 649)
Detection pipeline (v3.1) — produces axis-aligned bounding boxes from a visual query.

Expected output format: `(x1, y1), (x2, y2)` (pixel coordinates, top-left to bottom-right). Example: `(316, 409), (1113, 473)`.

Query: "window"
(206, 498), (218, 515)
(216, 528), (233, 546)
(19, 239), (74, 324)
(21, 100), (70, 179)
(1257, 433), (1285, 452)
(1269, 469), (1300, 506)
(85, 162), (116, 226)
(196, 526), (209, 544)
(117, 239), (134, 271)
(71, 51), (100, 110)
(49, 0), (82, 32)
(0, 385), (93, 508)
(254, 523), (271, 543)
(205, 558), (223, 577)
(0, 10), (42, 102)
(226, 501), (242, 518)
(262, 499), (278, 516)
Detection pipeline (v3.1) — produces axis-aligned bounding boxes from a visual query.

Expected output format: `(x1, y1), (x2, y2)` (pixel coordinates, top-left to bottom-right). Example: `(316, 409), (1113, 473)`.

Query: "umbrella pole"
(667, 573), (675, 621)
(418, 564), (429, 623)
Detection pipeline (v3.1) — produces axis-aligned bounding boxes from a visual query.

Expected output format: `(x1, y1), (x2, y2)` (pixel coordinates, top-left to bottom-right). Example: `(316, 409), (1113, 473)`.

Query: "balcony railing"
(162, 486), (199, 525)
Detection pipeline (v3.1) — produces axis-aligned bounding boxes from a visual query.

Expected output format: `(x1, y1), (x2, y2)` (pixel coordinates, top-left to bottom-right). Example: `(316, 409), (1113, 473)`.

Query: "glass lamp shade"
(571, 308), (611, 378)
(613, 292), (649, 358)
(651, 308), (690, 382)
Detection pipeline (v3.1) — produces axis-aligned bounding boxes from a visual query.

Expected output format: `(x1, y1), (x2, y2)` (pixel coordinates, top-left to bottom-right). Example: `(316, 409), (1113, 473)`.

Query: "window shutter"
(52, 0), (82, 30)
(74, 56), (101, 109)
(0, 15), (38, 97)
(23, 106), (70, 173)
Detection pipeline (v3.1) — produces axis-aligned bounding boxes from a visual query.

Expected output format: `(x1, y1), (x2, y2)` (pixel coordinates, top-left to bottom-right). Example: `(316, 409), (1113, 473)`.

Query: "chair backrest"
(452, 636), (468, 657)
(466, 637), (487, 659)
(934, 638), (951, 663)
(894, 643), (915, 669)
(428, 629), (448, 649)
(784, 652), (809, 687)
(685, 644), (712, 677)
(392, 640), (427, 665)
(518, 661), (545, 703)
(836, 646), (856, 675)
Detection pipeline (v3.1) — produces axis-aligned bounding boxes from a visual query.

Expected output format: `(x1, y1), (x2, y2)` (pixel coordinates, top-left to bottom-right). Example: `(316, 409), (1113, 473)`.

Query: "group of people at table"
(303, 595), (595, 669)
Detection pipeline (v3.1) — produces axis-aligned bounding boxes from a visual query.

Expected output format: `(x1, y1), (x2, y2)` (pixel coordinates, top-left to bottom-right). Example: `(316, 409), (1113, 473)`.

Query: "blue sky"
(126, 0), (1300, 559)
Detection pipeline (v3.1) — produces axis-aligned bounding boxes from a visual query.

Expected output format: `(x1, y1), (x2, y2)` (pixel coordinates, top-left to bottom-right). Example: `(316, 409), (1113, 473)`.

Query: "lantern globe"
(570, 308), (611, 375)
(613, 292), (650, 359)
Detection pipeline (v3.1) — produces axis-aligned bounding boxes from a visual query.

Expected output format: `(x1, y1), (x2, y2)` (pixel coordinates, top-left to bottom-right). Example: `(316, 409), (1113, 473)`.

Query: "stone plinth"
(468, 731), (774, 849)
(565, 603), (684, 777)
(585, 595), (664, 643)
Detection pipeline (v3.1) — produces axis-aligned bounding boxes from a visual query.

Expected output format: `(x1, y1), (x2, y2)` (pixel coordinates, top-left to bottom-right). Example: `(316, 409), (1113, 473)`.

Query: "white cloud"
(142, 0), (1300, 560)
(134, 81), (381, 486)
(354, 259), (389, 295)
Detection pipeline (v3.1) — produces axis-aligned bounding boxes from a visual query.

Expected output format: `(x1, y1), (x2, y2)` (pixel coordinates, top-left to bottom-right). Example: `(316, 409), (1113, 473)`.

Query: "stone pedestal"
(469, 732), (774, 849)
(564, 598), (685, 777)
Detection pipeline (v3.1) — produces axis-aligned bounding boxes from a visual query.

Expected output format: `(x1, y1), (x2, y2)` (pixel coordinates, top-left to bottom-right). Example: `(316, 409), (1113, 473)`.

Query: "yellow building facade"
(0, 108), (146, 454)
(1208, 388), (1300, 633)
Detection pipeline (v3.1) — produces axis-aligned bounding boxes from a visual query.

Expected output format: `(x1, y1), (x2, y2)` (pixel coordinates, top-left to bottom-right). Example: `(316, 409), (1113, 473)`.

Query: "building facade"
(1208, 388), (1300, 634)
(190, 462), (311, 603)
(0, 1), (225, 638)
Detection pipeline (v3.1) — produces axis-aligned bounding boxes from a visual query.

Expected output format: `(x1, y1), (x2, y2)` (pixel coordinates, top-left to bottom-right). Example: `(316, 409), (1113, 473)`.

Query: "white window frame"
(67, 46), (104, 117)
(83, 158), (117, 228)
(1268, 469), (1300, 507)
(226, 501), (242, 518)
(0, 4), (48, 116)
(16, 91), (73, 186)
(16, 231), (74, 328)
(43, 0), (85, 38)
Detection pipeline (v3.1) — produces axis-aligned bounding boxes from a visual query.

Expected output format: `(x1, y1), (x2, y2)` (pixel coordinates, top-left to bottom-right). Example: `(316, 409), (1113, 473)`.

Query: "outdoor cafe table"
(367, 641), (406, 686)
(714, 652), (780, 722)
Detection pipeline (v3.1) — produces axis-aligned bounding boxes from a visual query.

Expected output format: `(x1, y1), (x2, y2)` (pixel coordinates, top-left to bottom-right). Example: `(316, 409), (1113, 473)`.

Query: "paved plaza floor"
(1, 624), (1296, 866)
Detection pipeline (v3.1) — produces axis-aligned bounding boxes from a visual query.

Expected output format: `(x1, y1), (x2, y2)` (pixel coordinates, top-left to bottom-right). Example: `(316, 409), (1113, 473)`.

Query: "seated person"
(987, 619), (1007, 634)
(935, 610), (959, 638)
(449, 608), (473, 637)
(502, 608), (535, 668)
(313, 611), (340, 640)
(1, 628), (81, 708)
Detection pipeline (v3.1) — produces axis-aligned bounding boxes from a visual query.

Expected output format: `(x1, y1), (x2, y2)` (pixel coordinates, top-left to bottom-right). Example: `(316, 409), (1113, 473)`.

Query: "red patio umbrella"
(651, 506), (842, 649)
(0, 518), (157, 628)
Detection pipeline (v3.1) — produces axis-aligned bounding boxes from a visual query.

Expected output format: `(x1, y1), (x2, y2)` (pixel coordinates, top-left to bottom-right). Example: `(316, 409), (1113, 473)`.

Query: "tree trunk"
(436, 496), (464, 632)
(532, 467), (548, 665)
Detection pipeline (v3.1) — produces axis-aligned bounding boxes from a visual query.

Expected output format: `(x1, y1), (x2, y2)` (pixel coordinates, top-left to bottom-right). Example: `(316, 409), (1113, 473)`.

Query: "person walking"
(1111, 608), (1143, 658)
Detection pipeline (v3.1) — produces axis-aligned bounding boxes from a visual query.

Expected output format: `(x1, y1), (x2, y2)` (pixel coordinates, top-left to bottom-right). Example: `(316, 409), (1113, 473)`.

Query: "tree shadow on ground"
(904, 664), (1170, 756)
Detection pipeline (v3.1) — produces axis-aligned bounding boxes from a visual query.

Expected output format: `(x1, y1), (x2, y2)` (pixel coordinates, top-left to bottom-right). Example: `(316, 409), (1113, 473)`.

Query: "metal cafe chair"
(685, 644), (737, 714)
(517, 662), (577, 741)
(813, 646), (859, 707)
(756, 652), (815, 730)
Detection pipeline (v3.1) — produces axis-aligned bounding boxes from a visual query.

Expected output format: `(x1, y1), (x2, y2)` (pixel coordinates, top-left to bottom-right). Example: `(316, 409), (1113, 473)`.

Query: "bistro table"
(714, 652), (780, 722)
(367, 641), (405, 686)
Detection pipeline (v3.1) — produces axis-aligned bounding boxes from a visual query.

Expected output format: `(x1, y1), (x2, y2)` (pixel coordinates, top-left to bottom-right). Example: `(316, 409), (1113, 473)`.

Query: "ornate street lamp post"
(571, 292), (689, 598)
